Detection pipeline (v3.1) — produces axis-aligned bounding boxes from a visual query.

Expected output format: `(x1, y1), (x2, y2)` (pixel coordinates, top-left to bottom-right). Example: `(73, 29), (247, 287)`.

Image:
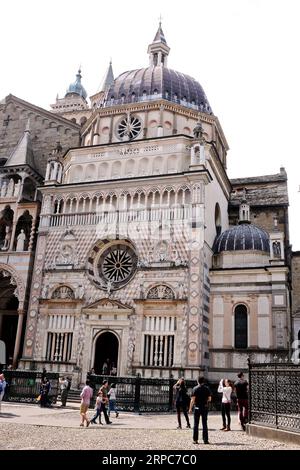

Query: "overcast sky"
(1, 0), (299, 249)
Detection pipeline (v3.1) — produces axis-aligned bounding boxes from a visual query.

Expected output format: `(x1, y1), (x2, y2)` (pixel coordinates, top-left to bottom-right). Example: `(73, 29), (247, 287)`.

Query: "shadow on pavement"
(0, 412), (20, 418)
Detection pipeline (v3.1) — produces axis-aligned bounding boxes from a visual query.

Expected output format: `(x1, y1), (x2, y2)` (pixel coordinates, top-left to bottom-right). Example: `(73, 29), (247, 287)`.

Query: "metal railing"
(248, 360), (300, 433)
(2, 370), (59, 404)
(87, 375), (223, 412)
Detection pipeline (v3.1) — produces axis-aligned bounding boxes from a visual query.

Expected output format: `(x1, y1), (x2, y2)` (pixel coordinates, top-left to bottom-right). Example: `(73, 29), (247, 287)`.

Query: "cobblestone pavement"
(0, 402), (299, 450)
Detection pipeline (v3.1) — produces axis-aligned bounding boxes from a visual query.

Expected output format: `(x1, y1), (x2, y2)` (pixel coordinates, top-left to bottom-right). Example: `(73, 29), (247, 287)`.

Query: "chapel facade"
(0, 24), (293, 384)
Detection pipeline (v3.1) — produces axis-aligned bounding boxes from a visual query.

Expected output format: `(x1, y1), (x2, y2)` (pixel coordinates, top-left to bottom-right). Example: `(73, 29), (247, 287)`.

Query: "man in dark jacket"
(234, 372), (248, 430)
(189, 376), (211, 444)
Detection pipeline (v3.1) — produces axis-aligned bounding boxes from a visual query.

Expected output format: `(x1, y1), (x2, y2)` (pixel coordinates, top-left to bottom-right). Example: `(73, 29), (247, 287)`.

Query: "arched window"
(234, 304), (248, 349)
(215, 203), (222, 236)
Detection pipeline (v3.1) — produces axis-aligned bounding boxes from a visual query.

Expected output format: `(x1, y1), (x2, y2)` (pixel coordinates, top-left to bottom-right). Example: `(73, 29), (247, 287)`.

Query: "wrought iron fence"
(87, 374), (223, 412)
(249, 360), (300, 433)
(1, 370), (59, 404)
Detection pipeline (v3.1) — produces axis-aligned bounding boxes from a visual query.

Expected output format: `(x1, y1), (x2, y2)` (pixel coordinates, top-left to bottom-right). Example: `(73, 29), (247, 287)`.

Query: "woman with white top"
(218, 378), (233, 431)
(108, 383), (119, 418)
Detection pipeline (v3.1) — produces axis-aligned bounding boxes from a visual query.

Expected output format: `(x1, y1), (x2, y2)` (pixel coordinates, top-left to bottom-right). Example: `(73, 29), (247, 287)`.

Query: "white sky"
(1, 0), (299, 249)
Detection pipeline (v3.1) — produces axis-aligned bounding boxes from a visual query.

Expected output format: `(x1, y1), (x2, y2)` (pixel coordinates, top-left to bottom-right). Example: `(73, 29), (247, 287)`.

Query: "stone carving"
(16, 229), (26, 251)
(177, 282), (185, 299)
(76, 284), (85, 299)
(138, 283), (145, 299)
(147, 285), (175, 300)
(1, 226), (11, 251)
(52, 285), (75, 300)
(193, 121), (203, 139)
(0, 180), (7, 197)
(106, 280), (113, 296)
(41, 285), (48, 299)
(7, 179), (14, 197)
(273, 241), (281, 258)
(14, 180), (21, 197)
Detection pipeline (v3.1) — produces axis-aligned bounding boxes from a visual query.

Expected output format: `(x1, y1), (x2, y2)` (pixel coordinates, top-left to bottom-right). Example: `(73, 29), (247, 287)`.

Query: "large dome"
(213, 223), (270, 254)
(104, 66), (213, 114)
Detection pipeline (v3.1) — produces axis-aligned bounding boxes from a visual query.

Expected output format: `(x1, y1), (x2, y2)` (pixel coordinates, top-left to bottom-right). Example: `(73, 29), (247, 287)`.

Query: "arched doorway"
(94, 331), (119, 375)
(0, 271), (19, 365)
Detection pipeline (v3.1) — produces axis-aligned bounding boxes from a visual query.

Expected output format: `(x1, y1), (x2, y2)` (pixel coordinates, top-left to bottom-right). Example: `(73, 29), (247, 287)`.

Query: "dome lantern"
(147, 22), (170, 67)
(65, 68), (88, 101)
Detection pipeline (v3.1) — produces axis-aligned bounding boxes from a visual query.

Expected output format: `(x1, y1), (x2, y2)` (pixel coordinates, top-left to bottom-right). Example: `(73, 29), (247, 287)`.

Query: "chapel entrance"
(0, 272), (19, 365)
(94, 331), (119, 375)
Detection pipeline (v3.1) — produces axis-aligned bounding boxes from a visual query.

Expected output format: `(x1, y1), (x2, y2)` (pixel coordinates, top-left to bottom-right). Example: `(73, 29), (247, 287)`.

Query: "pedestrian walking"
(59, 376), (69, 407)
(90, 391), (103, 425)
(218, 378), (233, 431)
(108, 383), (119, 418)
(173, 377), (190, 429)
(0, 373), (7, 412)
(99, 380), (112, 424)
(40, 377), (51, 407)
(234, 372), (248, 431)
(189, 376), (212, 445)
(79, 379), (93, 427)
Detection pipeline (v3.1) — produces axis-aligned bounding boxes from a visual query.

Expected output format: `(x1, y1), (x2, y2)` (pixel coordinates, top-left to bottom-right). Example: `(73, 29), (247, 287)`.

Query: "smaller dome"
(65, 69), (87, 100)
(213, 223), (270, 254)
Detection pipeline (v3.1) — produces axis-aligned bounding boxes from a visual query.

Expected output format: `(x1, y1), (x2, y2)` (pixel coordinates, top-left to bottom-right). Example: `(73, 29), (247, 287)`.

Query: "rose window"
(118, 115), (142, 140)
(96, 242), (137, 289)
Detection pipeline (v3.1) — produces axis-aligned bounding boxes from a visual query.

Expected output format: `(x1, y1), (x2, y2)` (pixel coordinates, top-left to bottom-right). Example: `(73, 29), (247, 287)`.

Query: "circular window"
(99, 243), (136, 284)
(87, 240), (138, 291)
(118, 115), (142, 140)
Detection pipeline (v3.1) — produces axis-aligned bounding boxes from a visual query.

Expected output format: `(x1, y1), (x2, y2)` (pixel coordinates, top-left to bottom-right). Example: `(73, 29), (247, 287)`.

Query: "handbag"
(37, 394), (41, 401)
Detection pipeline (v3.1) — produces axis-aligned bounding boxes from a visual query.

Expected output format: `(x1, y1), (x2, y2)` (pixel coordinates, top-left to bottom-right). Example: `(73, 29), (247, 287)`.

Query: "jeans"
(176, 402), (190, 428)
(91, 407), (102, 423)
(109, 399), (118, 415)
(221, 403), (231, 428)
(193, 407), (208, 443)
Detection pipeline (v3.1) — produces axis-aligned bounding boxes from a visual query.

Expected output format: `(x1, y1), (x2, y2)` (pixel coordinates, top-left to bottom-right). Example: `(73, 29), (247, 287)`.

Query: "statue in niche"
(14, 180), (21, 197)
(1, 180), (7, 197)
(1, 226), (11, 251)
(273, 241), (281, 258)
(177, 282), (185, 299)
(16, 229), (26, 251)
(76, 284), (85, 300)
(7, 179), (14, 197)
(41, 285), (48, 299)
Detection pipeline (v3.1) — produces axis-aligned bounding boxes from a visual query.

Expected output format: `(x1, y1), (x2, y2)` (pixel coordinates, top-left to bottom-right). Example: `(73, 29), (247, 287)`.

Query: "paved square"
(0, 402), (299, 450)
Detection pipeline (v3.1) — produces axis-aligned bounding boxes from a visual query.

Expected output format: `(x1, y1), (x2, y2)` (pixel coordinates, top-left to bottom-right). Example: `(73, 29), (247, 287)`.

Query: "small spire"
(5, 121), (34, 168)
(100, 60), (114, 92)
(153, 17), (167, 44)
